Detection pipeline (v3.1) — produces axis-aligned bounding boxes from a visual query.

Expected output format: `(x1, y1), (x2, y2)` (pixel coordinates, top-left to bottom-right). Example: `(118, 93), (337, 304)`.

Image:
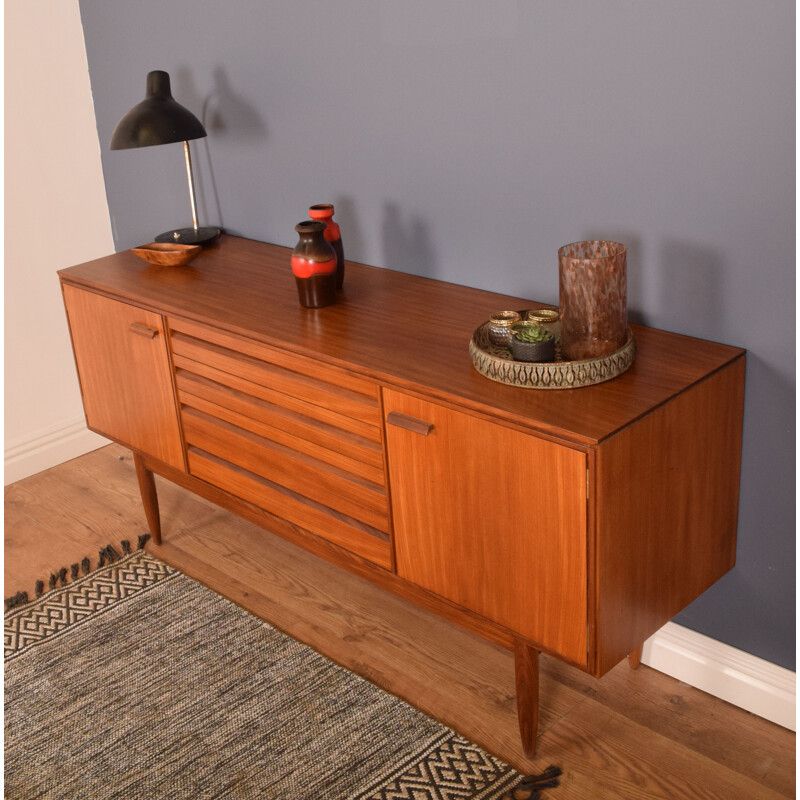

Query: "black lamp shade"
(110, 70), (207, 150)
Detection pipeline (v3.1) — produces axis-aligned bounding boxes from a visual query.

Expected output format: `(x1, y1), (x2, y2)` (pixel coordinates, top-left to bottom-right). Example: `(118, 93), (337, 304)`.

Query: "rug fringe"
(4, 591), (29, 610)
(501, 765), (563, 799)
(5, 535), (151, 612)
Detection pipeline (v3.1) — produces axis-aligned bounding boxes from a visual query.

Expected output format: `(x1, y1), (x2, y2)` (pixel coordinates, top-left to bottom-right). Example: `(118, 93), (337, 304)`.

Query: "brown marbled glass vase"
(558, 240), (627, 361)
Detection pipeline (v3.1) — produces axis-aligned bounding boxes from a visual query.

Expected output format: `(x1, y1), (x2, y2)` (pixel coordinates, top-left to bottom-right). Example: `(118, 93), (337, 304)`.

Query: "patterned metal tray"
(469, 315), (636, 390)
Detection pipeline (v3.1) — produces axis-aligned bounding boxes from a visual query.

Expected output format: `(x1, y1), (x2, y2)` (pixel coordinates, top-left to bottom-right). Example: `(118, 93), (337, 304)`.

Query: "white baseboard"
(4, 417), (109, 485)
(642, 621), (795, 731)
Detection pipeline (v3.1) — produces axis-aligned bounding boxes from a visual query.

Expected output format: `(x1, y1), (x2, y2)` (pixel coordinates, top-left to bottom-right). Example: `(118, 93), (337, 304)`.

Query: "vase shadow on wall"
(581, 230), (646, 327)
(658, 240), (725, 336)
(330, 196), (364, 269)
(381, 202), (438, 279)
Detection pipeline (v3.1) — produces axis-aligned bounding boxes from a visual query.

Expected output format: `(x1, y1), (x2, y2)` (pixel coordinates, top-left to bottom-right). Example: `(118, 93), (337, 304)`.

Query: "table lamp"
(110, 70), (221, 246)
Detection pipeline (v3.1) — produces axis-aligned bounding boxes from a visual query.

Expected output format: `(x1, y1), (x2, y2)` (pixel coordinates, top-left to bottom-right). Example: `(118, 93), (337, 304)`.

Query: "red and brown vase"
(291, 221), (337, 308)
(308, 203), (344, 290)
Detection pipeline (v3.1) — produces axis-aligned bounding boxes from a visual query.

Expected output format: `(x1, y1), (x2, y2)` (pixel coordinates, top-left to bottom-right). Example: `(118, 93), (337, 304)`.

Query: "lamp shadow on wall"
(381, 202), (438, 278)
(203, 67), (267, 139)
(174, 66), (268, 234)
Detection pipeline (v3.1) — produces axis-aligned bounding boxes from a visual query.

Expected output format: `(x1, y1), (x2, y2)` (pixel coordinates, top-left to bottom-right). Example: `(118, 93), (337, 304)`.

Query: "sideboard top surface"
(59, 235), (744, 446)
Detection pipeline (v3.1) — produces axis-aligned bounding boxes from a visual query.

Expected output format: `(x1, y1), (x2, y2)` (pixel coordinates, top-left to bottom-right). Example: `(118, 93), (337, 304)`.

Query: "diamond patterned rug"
(5, 548), (551, 799)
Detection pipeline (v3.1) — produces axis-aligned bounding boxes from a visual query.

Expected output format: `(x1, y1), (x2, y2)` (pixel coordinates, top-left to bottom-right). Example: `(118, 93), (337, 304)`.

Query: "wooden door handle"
(386, 411), (434, 436)
(129, 322), (160, 339)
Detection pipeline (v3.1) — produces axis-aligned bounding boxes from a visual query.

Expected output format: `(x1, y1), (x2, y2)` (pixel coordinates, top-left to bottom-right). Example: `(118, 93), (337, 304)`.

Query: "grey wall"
(79, 0), (794, 669)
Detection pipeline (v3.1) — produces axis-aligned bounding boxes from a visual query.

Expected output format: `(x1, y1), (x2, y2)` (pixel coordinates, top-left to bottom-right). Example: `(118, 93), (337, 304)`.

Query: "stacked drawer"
(168, 317), (392, 569)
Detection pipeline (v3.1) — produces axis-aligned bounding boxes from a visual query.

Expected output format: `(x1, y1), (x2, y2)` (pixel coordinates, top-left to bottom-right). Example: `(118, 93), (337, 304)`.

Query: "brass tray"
(469, 314), (636, 390)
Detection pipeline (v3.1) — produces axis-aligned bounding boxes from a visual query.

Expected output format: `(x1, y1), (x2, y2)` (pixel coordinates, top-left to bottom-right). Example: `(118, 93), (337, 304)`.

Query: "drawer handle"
(129, 322), (160, 339)
(386, 411), (434, 436)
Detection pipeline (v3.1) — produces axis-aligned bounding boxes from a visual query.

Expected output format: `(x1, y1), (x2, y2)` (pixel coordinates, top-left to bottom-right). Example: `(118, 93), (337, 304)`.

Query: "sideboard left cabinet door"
(62, 284), (185, 471)
(383, 388), (589, 666)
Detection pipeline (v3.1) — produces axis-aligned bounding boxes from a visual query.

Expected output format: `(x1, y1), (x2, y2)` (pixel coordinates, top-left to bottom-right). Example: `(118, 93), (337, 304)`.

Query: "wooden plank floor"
(5, 444), (795, 798)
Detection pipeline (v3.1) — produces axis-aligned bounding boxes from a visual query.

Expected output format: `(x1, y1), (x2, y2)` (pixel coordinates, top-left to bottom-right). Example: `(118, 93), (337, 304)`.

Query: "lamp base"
(155, 226), (221, 246)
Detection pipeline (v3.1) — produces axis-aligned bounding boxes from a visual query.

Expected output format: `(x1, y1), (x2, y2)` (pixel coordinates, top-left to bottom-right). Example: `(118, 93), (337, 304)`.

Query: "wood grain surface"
(594, 359), (746, 675)
(181, 408), (389, 530)
(62, 285), (185, 470)
(384, 388), (589, 665)
(515, 639), (541, 758)
(185, 448), (392, 569)
(58, 235), (745, 446)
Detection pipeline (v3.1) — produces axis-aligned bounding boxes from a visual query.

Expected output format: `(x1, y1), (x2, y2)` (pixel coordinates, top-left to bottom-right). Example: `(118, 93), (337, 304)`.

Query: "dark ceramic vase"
(309, 204), (344, 290)
(291, 221), (337, 308)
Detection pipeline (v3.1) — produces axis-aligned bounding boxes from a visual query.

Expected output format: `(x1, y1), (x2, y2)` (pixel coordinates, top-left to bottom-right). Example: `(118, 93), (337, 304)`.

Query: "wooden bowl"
(130, 242), (202, 267)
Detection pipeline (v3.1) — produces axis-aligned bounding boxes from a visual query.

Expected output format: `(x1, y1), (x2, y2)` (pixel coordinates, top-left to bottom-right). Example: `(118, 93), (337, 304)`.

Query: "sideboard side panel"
(594, 357), (745, 676)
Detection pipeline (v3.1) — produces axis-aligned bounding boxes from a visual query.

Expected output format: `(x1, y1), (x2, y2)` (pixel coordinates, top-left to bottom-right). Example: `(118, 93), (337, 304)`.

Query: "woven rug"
(5, 548), (559, 799)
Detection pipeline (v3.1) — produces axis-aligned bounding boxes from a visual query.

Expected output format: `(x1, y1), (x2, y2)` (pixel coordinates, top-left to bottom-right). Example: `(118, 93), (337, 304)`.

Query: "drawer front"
(188, 450), (390, 570)
(171, 317), (381, 425)
(169, 317), (391, 568)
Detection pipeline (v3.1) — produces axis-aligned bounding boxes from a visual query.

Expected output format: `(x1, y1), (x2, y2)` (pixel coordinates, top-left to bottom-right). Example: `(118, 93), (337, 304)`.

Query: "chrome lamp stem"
(183, 140), (200, 233)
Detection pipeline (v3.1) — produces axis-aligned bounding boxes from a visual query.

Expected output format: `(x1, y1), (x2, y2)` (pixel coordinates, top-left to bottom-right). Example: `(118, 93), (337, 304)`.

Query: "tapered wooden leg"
(133, 453), (162, 545)
(514, 639), (540, 759)
(628, 644), (643, 670)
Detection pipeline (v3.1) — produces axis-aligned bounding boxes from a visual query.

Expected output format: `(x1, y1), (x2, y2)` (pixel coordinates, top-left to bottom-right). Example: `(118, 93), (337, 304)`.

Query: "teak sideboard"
(59, 235), (745, 756)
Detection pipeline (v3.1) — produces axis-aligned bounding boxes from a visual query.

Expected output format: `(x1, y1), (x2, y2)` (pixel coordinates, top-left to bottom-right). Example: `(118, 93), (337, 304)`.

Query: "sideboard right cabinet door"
(382, 388), (589, 666)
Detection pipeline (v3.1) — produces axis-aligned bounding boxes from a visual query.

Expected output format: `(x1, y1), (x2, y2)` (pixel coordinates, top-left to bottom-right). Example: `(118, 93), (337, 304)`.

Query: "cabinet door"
(383, 388), (588, 665)
(62, 284), (185, 471)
